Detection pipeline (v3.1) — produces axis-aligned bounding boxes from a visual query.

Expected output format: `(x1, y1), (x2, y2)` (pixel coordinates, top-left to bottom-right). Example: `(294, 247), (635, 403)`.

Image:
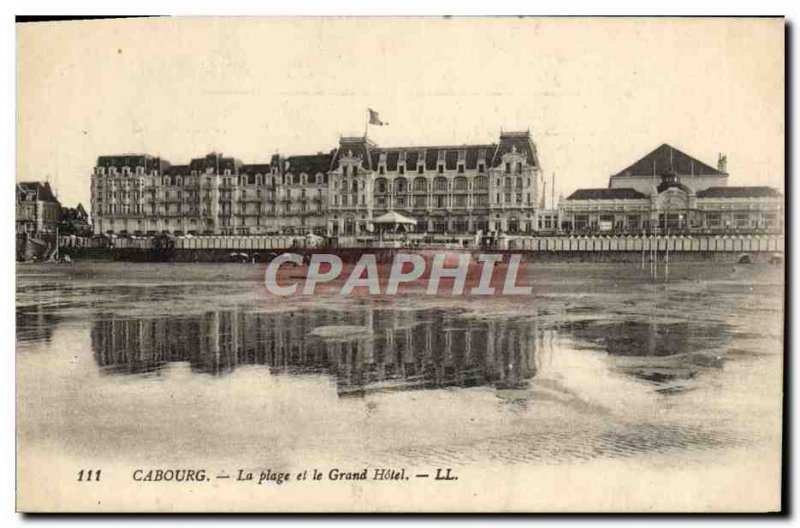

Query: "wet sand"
(16, 260), (784, 511)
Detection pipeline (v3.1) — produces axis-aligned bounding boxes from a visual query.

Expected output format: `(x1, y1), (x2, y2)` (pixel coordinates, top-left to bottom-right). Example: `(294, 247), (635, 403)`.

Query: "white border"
(4, 2), (797, 526)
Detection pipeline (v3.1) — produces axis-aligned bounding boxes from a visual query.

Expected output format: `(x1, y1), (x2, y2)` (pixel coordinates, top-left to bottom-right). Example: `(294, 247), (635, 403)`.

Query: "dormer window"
(437, 164), (444, 174)
(379, 166), (385, 175)
(457, 164), (464, 174)
(478, 163), (485, 173)
(505, 162), (511, 174)
(399, 165), (405, 175)
(417, 165), (424, 174)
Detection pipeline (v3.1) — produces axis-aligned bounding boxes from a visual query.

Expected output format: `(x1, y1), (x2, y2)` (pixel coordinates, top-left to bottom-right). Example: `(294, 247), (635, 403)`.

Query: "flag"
(368, 108), (387, 126)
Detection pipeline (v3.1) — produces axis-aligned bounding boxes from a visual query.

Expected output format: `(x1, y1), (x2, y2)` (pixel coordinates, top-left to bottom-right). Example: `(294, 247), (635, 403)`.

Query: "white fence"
(110, 234), (784, 253)
(112, 235), (313, 251)
(508, 234), (784, 253)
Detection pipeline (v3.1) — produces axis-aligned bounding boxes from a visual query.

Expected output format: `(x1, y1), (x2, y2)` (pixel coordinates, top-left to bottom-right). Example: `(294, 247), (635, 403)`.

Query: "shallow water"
(16, 260), (784, 472)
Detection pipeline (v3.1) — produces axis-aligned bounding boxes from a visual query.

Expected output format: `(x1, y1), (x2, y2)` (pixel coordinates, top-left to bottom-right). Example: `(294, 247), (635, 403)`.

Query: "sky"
(17, 17), (784, 208)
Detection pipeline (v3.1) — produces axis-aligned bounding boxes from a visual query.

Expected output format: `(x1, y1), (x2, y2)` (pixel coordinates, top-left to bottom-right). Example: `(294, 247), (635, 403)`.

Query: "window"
(516, 162), (522, 174)
(455, 195), (468, 207)
(395, 178), (407, 193)
(435, 195), (446, 208)
(413, 195), (427, 207)
(399, 166), (405, 175)
(474, 176), (488, 190)
(457, 164), (464, 174)
(454, 177), (468, 191)
(765, 212), (778, 228)
(626, 214), (640, 230)
(434, 177), (447, 191)
(437, 164), (444, 174)
(508, 217), (519, 233)
(475, 194), (489, 207)
(418, 165), (424, 174)
(734, 212), (749, 228)
(575, 214), (589, 230)
(505, 162), (511, 174)
(706, 212), (721, 227)
(453, 219), (469, 233)
(379, 166), (385, 175)
(478, 163), (485, 173)
(413, 178), (427, 192)
(376, 179), (387, 193)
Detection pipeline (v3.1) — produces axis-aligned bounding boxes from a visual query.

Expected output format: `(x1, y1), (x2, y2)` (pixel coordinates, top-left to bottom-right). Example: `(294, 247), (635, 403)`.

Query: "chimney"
(717, 153), (728, 173)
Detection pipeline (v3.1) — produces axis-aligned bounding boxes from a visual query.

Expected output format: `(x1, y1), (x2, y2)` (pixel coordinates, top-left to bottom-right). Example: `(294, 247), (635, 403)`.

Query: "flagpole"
(364, 109), (369, 138)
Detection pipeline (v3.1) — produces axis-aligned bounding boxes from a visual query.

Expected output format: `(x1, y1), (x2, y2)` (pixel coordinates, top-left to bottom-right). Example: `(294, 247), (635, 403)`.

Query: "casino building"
(90, 130), (544, 236)
(559, 144), (783, 234)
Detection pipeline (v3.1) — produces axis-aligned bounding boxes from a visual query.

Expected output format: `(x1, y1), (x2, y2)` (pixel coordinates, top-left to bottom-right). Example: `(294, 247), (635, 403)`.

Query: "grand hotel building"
(91, 131), (544, 236)
(90, 132), (783, 237)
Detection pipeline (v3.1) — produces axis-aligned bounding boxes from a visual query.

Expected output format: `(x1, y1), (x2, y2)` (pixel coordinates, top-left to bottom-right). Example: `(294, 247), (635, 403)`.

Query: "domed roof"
(657, 180), (691, 194)
(657, 169), (691, 194)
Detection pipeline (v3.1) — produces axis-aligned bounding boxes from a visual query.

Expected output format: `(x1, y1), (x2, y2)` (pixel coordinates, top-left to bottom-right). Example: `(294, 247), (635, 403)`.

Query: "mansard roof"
(369, 144), (497, 172)
(240, 164), (272, 175)
(333, 137), (378, 171)
(612, 144), (725, 178)
(697, 186), (782, 198)
(492, 131), (540, 169)
(566, 188), (648, 200)
(189, 153), (242, 173)
(163, 165), (189, 176)
(333, 131), (539, 173)
(283, 153), (335, 175)
(17, 181), (60, 203)
(96, 154), (171, 173)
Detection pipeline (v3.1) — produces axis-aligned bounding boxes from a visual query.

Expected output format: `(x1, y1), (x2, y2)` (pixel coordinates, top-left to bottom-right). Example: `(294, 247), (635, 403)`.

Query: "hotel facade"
(90, 132), (783, 237)
(91, 131), (544, 237)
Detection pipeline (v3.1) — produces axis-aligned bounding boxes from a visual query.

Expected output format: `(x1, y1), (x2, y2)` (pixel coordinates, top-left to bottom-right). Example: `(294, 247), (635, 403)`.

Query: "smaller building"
(16, 182), (61, 235)
(59, 203), (92, 236)
(560, 144), (783, 235)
